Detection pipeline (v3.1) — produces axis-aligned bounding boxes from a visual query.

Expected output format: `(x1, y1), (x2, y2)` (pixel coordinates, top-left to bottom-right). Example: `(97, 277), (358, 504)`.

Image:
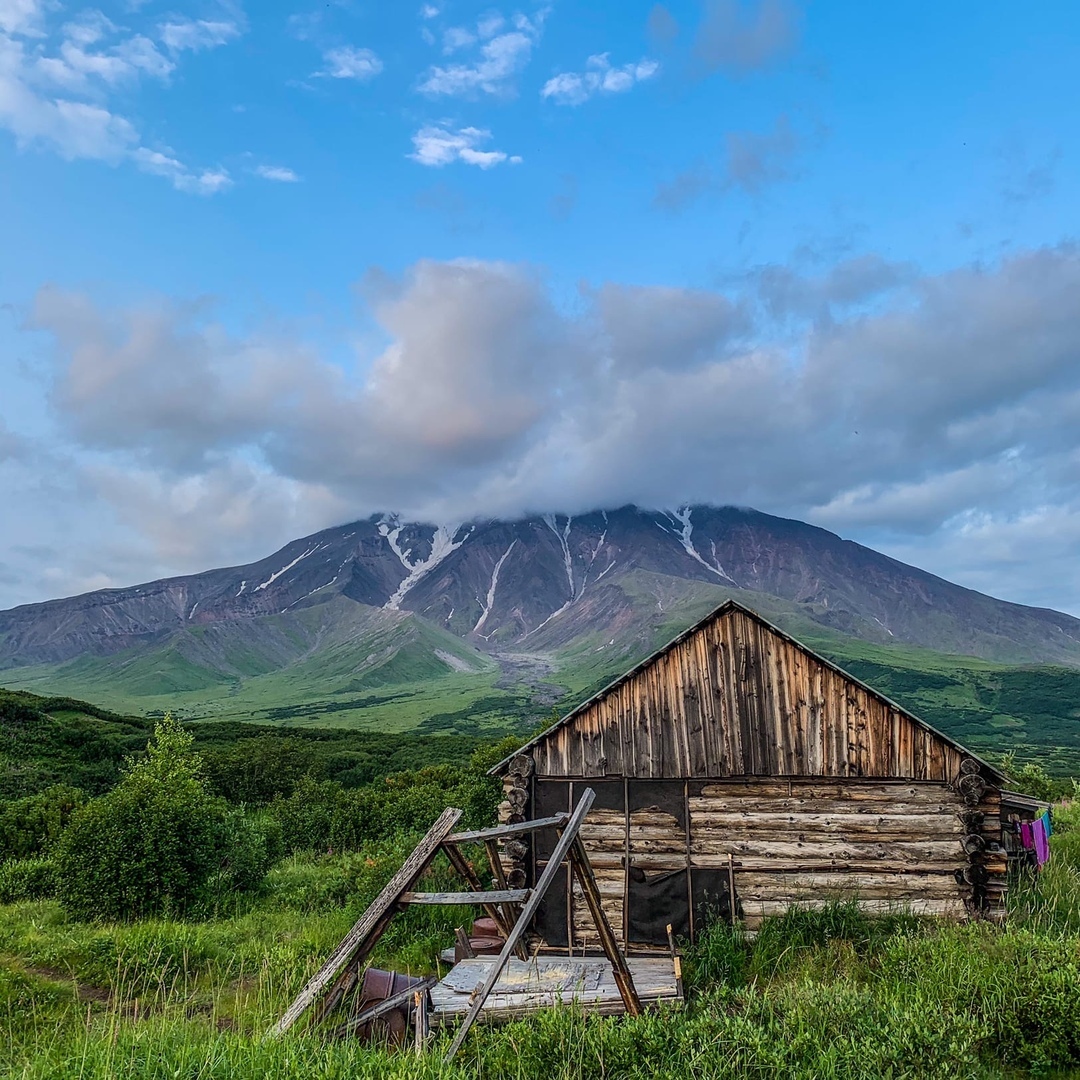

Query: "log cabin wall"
(506, 602), (1008, 945)
(534, 776), (1004, 942)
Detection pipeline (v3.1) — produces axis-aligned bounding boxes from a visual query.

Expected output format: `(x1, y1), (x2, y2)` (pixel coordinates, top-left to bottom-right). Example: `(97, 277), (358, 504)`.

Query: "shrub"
(999, 752), (1060, 802)
(0, 784), (84, 860)
(266, 757), (502, 856)
(53, 716), (271, 921)
(0, 858), (57, 903)
(202, 737), (320, 805)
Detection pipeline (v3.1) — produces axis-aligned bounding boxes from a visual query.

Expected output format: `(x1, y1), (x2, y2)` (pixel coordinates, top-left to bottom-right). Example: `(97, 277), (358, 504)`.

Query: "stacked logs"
(955, 757), (995, 913)
(498, 754), (533, 891)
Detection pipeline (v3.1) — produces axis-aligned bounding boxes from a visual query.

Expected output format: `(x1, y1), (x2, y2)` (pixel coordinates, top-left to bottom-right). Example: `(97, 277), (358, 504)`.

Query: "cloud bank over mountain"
(4, 243), (1080, 614)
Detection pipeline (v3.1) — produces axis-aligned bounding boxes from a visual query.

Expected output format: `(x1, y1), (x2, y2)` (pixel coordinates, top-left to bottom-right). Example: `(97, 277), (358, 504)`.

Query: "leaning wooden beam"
(401, 890), (530, 905)
(441, 843), (527, 959)
(483, 838), (523, 952)
(311, 961), (359, 1027)
(329, 977), (437, 1041)
(568, 837), (641, 1016)
(445, 814), (570, 844)
(270, 807), (462, 1036)
(444, 787), (598, 1063)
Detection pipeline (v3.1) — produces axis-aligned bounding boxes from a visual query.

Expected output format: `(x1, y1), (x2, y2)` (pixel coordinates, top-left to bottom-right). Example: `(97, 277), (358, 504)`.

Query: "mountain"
(3, 505), (1079, 667)
(2, 505), (1080, 764)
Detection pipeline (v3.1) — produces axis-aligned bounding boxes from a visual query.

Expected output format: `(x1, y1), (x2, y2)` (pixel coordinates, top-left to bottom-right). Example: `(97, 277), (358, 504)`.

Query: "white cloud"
(159, 17), (242, 53)
(541, 53), (659, 106)
(442, 26), (476, 53)
(319, 44), (383, 81)
(420, 3), (441, 17)
(0, 6), (234, 191)
(34, 31), (174, 92)
(16, 244), (1080, 614)
(0, 33), (138, 159)
(131, 147), (232, 194)
(409, 123), (521, 168)
(255, 164), (300, 182)
(0, 0), (44, 36)
(418, 9), (545, 97)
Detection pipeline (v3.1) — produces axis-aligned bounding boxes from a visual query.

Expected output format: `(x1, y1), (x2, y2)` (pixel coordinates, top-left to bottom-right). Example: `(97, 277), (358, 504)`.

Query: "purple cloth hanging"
(1020, 821), (1034, 850)
(1032, 817), (1050, 865)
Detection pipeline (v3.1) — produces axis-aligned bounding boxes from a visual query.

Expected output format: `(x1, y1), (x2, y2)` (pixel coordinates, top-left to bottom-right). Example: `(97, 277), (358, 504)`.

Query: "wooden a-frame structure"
(270, 788), (641, 1062)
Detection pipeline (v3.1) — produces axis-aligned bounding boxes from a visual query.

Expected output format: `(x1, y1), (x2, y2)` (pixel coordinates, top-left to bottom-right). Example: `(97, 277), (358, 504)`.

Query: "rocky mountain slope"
(2, 505), (1079, 673)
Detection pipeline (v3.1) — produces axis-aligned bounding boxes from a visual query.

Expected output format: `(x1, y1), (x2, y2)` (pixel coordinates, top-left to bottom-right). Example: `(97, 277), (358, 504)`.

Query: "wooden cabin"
(492, 600), (1010, 945)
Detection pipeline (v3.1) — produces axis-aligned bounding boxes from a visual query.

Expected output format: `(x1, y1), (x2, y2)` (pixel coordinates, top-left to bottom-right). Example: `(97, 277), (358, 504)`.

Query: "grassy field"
(2, 703), (1080, 1077)
(0, 686), (500, 799)
(2, 811), (1080, 1080)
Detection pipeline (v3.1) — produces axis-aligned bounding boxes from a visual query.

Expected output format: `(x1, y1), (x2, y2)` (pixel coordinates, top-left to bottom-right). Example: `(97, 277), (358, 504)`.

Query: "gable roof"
(491, 598), (1008, 783)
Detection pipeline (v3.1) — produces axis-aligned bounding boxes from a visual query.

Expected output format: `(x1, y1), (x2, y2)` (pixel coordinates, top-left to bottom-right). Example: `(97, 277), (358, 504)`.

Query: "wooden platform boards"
(430, 956), (680, 1023)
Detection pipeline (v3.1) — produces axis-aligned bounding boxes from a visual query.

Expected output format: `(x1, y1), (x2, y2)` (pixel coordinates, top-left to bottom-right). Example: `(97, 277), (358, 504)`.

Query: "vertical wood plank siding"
(534, 610), (966, 782)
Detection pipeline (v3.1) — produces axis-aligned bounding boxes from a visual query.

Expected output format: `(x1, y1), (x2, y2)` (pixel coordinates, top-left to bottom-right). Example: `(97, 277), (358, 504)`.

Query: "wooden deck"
(430, 956), (680, 1023)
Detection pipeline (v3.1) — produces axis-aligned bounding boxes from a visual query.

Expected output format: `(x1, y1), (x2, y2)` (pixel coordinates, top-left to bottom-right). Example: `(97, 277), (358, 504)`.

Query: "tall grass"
(4, 809), (1080, 1079)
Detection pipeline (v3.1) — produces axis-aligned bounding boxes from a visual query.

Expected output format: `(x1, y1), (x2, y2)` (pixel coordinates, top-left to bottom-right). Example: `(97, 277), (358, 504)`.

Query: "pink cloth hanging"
(1032, 817), (1050, 865)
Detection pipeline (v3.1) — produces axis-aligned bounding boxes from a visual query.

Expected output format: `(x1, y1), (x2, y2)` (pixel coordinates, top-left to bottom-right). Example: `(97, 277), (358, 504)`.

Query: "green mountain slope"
(4, 577), (1080, 772)
(0, 686), (493, 800)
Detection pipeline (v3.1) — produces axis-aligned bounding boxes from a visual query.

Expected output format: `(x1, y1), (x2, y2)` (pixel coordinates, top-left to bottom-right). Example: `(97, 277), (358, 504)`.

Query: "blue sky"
(2, 0), (1080, 615)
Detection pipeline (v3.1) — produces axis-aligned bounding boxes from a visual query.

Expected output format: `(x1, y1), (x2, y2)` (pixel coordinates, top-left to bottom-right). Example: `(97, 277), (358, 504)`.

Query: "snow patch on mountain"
(380, 519), (469, 610)
(671, 507), (738, 585)
(474, 540), (518, 635)
(255, 545), (319, 591)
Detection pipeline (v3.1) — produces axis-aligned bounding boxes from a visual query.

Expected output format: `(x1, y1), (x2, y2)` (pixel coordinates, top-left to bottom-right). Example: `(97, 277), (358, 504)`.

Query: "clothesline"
(1016, 810), (1053, 867)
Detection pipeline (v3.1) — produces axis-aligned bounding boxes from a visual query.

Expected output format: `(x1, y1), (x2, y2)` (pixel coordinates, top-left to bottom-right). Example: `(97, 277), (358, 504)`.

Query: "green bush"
(0, 784), (84, 860)
(53, 716), (271, 921)
(266, 752), (502, 856)
(1000, 751), (1060, 801)
(202, 737), (320, 805)
(0, 857), (57, 902)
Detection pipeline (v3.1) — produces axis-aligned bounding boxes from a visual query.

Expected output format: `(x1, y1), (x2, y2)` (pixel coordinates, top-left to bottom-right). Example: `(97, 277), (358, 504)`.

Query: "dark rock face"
(3, 505), (1080, 670)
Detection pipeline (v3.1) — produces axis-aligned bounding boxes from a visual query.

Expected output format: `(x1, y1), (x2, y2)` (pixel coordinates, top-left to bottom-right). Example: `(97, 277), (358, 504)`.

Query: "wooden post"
(444, 788), (598, 1062)
(568, 837), (641, 1015)
(727, 852), (737, 925)
(483, 838), (522, 948)
(270, 808), (462, 1036)
(414, 989), (428, 1055)
(666, 923), (683, 1000)
(454, 927), (476, 960)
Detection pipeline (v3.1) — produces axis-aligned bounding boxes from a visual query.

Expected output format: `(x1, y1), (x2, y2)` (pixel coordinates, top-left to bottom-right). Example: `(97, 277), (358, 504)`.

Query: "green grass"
(3, 805), (1080, 1079)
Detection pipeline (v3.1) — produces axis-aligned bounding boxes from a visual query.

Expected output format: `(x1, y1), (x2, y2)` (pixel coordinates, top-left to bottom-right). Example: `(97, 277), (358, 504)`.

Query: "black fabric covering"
(627, 780), (685, 825)
(588, 780), (626, 813)
(626, 780), (688, 945)
(691, 868), (736, 927)
(628, 868), (690, 944)
(533, 863), (569, 947)
(532, 781), (570, 861)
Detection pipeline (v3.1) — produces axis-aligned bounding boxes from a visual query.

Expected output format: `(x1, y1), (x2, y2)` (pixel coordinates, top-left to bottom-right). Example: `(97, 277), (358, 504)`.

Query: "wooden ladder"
(270, 788), (641, 1062)
(442, 786), (641, 1062)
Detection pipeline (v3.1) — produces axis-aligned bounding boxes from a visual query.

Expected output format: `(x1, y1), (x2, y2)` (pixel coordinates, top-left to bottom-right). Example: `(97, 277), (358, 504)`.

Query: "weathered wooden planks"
(429, 958), (678, 1022)
(532, 607), (974, 782)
